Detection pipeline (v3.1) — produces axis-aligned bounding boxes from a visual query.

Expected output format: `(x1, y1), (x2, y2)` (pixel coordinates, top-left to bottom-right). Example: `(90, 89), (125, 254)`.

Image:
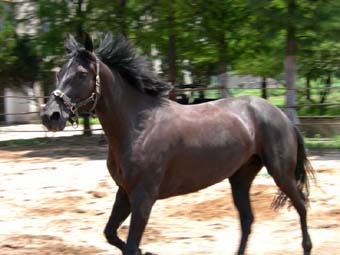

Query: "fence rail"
(0, 128), (103, 133)
(0, 111), (40, 116)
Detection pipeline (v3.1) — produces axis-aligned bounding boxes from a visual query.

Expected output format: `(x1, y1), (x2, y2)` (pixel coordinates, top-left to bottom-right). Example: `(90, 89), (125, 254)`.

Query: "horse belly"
(158, 148), (248, 199)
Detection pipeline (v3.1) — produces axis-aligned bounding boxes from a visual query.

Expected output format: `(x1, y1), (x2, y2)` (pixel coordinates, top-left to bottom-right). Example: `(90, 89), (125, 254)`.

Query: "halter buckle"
(72, 121), (79, 129)
(52, 89), (64, 98)
(70, 105), (77, 114)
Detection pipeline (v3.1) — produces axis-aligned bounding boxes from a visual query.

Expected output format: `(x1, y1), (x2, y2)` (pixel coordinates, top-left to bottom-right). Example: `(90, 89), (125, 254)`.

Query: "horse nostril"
(50, 112), (61, 121)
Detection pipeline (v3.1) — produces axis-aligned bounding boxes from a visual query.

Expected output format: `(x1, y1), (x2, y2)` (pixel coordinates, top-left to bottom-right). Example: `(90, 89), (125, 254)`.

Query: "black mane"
(96, 33), (172, 96)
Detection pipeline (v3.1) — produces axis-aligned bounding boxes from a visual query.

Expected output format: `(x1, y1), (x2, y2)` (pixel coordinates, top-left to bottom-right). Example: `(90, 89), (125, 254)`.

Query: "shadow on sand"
(0, 134), (108, 160)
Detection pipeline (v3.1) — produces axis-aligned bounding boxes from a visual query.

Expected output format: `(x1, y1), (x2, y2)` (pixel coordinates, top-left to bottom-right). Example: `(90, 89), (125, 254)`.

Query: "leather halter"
(52, 56), (101, 127)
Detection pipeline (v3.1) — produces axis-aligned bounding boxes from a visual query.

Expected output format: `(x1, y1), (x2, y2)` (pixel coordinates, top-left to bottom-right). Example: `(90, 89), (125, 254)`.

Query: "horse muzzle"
(41, 99), (69, 132)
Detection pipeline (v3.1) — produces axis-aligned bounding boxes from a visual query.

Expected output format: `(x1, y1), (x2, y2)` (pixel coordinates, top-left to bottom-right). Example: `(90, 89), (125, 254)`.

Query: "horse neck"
(95, 63), (158, 149)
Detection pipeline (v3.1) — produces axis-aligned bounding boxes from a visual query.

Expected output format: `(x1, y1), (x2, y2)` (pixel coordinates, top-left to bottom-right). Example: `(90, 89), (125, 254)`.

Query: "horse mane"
(96, 33), (172, 96)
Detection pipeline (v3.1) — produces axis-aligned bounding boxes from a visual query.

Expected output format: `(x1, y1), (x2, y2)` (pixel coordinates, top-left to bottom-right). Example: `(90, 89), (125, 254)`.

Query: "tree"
(127, 1), (184, 85)
(183, 0), (249, 94)
(0, 2), (39, 87)
(0, 2), (39, 119)
(234, 11), (284, 99)
(244, 0), (340, 122)
(0, 2), (18, 86)
(298, 0), (340, 103)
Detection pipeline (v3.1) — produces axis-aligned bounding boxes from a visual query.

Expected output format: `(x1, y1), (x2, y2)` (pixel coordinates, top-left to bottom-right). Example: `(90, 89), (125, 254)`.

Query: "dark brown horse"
(41, 33), (315, 255)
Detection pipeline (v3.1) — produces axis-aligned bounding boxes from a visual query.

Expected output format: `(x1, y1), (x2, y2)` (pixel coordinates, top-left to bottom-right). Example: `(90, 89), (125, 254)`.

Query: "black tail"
(272, 126), (316, 209)
(294, 126), (316, 202)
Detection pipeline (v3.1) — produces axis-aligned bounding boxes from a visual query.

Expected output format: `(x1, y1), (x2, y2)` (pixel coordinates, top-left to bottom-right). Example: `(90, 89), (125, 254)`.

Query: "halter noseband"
(52, 57), (101, 127)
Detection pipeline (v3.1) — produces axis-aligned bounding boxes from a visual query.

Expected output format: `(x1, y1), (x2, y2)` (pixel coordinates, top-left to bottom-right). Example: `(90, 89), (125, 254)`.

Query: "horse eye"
(79, 71), (88, 77)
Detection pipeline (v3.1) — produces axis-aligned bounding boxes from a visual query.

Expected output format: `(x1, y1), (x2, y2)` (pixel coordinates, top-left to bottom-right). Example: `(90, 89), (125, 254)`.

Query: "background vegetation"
(0, 0), (339, 118)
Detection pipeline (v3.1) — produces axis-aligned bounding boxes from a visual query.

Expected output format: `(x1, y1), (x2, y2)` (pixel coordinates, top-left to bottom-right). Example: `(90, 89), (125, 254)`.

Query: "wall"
(4, 83), (42, 124)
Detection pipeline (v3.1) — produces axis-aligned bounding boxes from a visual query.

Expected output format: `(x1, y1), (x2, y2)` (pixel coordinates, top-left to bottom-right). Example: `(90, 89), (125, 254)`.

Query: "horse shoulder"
(113, 107), (174, 192)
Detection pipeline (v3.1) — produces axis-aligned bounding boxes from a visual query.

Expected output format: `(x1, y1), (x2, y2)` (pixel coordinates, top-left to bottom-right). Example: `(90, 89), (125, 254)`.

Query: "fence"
(1, 85), (340, 138)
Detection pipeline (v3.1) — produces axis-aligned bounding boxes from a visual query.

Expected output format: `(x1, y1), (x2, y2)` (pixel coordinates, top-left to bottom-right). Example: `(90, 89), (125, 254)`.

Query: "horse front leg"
(229, 162), (262, 255)
(104, 187), (131, 251)
(123, 186), (156, 255)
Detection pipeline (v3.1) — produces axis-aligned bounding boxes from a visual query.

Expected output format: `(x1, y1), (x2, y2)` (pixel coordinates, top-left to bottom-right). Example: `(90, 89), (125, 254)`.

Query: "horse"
(41, 33), (315, 255)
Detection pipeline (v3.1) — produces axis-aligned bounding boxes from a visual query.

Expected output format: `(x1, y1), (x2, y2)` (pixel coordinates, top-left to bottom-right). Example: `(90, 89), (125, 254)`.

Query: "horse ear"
(83, 32), (93, 52)
(98, 32), (113, 51)
(64, 34), (78, 53)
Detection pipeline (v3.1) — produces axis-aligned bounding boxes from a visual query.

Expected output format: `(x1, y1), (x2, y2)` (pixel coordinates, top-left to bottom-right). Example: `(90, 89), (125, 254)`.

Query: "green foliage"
(0, 2), (18, 83)
(0, 2), (39, 88)
(298, 0), (340, 79)
(0, 0), (338, 109)
(296, 79), (340, 116)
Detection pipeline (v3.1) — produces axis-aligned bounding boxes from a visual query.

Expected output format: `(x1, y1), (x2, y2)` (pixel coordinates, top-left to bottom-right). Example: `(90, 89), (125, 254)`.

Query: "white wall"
(4, 83), (42, 124)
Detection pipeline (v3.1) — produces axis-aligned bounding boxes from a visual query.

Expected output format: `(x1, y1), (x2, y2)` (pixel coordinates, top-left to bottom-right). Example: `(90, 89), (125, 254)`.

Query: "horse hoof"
(122, 248), (155, 255)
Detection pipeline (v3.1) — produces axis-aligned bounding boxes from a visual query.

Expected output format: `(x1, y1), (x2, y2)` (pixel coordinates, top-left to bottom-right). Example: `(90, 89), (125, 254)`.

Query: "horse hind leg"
(229, 157), (263, 255)
(264, 154), (313, 254)
(104, 187), (131, 251)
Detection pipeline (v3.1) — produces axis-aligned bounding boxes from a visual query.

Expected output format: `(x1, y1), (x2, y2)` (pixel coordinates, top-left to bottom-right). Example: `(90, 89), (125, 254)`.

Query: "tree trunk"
(116, 0), (128, 36)
(320, 73), (332, 103)
(261, 76), (267, 99)
(319, 73), (332, 115)
(76, 0), (84, 40)
(167, 6), (176, 85)
(0, 87), (4, 123)
(284, 0), (299, 124)
(217, 33), (229, 98)
(306, 74), (311, 101)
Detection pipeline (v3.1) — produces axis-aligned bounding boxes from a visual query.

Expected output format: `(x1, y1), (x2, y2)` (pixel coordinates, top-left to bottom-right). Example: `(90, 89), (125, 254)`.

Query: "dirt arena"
(0, 135), (339, 255)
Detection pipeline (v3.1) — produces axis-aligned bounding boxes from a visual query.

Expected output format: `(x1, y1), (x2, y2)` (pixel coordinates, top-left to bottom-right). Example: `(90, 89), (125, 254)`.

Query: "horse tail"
(272, 126), (316, 209)
(293, 126), (316, 202)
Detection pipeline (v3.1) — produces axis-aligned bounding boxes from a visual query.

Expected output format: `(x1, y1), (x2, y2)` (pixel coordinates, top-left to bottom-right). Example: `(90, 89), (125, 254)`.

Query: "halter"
(52, 57), (101, 128)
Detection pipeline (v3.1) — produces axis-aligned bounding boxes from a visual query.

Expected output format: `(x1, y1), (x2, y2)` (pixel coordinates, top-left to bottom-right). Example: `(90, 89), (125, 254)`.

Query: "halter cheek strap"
(52, 56), (101, 128)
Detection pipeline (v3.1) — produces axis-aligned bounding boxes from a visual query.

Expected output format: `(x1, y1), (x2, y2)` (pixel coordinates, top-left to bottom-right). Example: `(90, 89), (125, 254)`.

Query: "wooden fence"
(0, 85), (339, 137)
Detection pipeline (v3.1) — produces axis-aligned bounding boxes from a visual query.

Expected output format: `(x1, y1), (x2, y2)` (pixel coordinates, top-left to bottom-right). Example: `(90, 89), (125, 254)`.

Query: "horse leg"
(229, 159), (262, 255)
(264, 157), (312, 255)
(104, 187), (131, 251)
(123, 186), (156, 255)
(271, 174), (312, 255)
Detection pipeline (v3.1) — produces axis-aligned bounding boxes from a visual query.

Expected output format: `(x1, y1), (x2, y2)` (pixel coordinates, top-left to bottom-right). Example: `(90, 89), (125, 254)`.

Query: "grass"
(228, 87), (287, 107)
(78, 117), (101, 125)
(304, 136), (340, 149)
(225, 80), (340, 116)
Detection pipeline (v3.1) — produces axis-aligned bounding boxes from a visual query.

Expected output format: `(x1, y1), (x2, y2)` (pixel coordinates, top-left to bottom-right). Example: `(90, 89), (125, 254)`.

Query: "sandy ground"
(0, 134), (339, 255)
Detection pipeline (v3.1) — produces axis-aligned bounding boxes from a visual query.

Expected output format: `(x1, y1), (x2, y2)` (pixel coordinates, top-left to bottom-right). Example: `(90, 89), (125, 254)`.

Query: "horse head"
(41, 33), (100, 131)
